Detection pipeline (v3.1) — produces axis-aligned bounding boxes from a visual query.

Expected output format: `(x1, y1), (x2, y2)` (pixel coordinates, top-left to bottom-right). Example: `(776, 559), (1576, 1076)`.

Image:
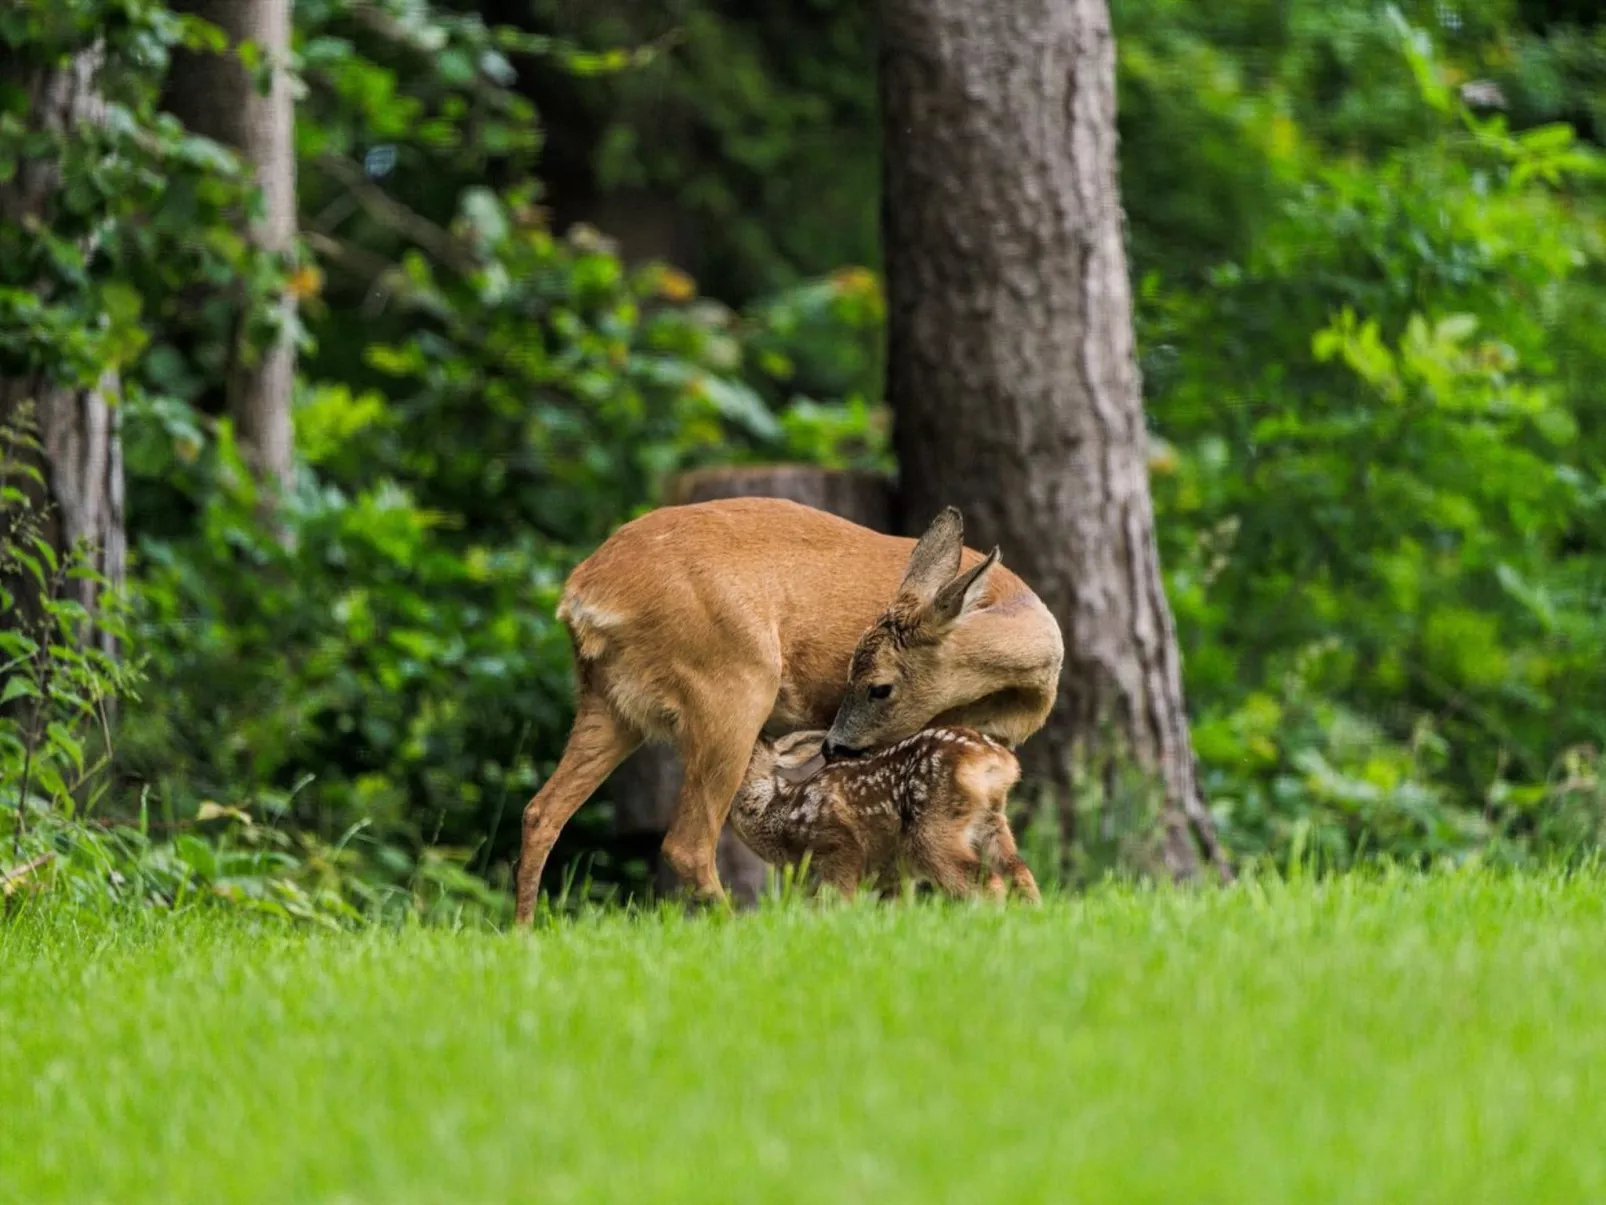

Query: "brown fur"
(729, 728), (1041, 903)
(513, 498), (1063, 924)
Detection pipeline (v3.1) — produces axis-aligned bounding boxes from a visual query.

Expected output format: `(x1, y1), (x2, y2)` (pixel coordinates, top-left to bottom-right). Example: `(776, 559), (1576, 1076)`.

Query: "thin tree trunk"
(166, 0), (297, 500)
(0, 47), (125, 656)
(879, 0), (1229, 880)
(610, 464), (895, 906)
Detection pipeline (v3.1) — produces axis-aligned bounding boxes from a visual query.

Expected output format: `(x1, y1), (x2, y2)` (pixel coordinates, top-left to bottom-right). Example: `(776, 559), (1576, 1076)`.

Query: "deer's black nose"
(823, 740), (864, 761)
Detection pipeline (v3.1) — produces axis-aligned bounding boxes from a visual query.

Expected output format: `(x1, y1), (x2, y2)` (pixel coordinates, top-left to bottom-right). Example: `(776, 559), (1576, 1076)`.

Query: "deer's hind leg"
(516, 692), (642, 925)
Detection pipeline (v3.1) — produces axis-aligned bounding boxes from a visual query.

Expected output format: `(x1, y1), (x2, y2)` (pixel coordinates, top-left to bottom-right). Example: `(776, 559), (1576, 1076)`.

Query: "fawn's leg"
(516, 694), (641, 925)
(918, 829), (988, 901)
(1009, 862), (1041, 903)
(811, 843), (866, 902)
(660, 670), (780, 903)
(927, 856), (986, 899)
(986, 813), (1041, 904)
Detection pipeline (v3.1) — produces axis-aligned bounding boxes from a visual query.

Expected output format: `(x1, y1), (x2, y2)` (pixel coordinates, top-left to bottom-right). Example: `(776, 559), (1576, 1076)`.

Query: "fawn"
(728, 726), (1041, 903)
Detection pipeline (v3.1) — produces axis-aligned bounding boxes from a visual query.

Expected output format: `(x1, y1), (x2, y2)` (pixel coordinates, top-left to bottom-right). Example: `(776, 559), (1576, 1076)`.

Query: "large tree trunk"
(165, 0), (296, 499)
(879, 0), (1228, 880)
(0, 48), (125, 656)
(610, 465), (895, 906)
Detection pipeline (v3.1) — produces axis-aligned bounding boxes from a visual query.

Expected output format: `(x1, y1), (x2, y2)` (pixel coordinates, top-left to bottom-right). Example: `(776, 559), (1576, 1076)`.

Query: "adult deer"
(514, 498), (1064, 924)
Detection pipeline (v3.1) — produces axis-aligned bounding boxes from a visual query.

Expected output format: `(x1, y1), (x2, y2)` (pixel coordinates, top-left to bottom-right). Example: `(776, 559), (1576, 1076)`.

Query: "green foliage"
(0, 1), (288, 434)
(7, 0), (1606, 895)
(1499, 16), (1606, 145)
(525, 0), (880, 301)
(89, 0), (885, 895)
(1, 411), (140, 847)
(1132, 7), (1606, 866)
(2, 409), (506, 925)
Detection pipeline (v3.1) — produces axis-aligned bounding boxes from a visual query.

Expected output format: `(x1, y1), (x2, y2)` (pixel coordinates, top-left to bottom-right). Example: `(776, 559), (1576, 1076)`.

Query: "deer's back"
(558, 498), (1035, 729)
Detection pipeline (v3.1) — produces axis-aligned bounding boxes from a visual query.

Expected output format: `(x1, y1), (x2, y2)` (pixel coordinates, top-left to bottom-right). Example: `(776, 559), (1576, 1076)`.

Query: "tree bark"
(611, 464), (894, 905)
(165, 0), (297, 500)
(879, 0), (1229, 879)
(0, 47), (125, 656)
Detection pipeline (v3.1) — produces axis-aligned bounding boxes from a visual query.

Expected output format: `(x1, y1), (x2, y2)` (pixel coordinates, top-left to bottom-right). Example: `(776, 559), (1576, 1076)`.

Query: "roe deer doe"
(514, 499), (1063, 924)
(729, 727), (1041, 903)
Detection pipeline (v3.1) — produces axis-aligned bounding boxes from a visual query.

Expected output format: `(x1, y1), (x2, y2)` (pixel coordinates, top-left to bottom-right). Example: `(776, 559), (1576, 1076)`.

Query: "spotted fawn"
(728, 727), (1040, 902)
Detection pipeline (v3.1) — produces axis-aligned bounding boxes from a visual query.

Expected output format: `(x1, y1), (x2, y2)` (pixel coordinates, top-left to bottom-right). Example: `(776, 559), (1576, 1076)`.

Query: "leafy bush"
(0, 0), (872, 902)
(3, 412), (477, 927)
(1140, 11), (1606, 866)
(8, 0), (1606, 902)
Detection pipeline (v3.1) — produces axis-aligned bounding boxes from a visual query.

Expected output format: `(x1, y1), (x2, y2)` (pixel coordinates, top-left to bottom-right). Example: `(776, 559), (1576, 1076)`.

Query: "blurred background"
(3, 0), (1605, 921)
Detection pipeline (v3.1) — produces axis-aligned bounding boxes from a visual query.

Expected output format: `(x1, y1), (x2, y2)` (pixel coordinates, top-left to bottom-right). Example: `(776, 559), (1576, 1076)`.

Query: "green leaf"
(698, 377), (782, 440)
(1518, 124), (1575, 154)
(30, 536), (57, 575)
(45, 721), (84, 775)
(100, 281), (144, 326)
(459, 187), (508, 246)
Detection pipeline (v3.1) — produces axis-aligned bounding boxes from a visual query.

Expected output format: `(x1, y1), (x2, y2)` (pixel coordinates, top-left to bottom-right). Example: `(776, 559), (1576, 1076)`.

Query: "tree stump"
(610, 464), (894, 906)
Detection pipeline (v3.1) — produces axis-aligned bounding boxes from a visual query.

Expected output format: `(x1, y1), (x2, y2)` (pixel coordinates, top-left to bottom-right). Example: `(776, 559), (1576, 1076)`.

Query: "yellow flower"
(287, 264), (324, 301)
(657, 267), (697, 301)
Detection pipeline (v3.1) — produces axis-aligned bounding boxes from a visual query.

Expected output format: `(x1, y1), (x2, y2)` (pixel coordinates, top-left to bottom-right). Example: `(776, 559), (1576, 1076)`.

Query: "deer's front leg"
(661, 669), (780, 903)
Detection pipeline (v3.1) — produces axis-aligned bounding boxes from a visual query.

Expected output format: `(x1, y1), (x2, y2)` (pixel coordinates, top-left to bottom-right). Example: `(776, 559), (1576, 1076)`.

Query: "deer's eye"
(867, 683), (894, 701)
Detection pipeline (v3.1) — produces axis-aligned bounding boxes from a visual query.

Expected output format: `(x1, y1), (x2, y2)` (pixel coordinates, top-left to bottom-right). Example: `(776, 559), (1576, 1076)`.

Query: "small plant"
(4, 408), (500, 927)
(1, 407), (141, 872)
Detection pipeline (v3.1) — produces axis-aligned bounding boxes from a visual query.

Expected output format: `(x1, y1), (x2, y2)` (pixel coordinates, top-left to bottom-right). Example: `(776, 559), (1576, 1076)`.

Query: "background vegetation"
(4, 0), (1606, 922)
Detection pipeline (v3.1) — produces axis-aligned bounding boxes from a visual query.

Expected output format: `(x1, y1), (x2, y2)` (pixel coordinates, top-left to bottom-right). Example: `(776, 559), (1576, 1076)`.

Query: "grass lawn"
(3, 869), (1605, 1204)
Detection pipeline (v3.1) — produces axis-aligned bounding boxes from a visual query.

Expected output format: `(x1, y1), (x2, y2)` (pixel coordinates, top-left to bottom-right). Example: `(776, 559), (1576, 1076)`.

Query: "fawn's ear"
(772, 730), (826, 784)
(927, 546), (1000, 628)
(773, 730), (826, 760)
(895, 507), (965, 609)
(775, 752), (826, 784)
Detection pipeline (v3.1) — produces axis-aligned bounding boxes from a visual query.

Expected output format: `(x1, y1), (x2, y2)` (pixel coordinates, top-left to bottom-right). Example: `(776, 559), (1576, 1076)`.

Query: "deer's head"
(823, 507), (999, 760)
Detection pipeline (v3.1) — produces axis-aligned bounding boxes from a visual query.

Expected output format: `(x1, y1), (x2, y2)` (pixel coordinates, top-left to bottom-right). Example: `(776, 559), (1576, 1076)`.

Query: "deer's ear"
(929, 546), (1000, 627)
(896, 507), (965, 607)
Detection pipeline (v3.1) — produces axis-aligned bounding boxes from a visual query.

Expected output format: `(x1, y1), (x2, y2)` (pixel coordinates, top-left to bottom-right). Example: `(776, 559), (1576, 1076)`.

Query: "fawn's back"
(730, 727), (1039, 902)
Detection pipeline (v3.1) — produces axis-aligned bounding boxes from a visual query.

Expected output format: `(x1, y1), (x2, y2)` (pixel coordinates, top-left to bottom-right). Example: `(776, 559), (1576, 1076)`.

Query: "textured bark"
(166, 0), (296, 499)
(880, 0), (1228, 879)
(611, 465), (895, 905)
(0, 47), (125, 656)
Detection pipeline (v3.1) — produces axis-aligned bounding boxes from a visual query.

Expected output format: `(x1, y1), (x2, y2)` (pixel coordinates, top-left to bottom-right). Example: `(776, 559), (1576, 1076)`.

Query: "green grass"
(3, 870), (1605, 1204)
